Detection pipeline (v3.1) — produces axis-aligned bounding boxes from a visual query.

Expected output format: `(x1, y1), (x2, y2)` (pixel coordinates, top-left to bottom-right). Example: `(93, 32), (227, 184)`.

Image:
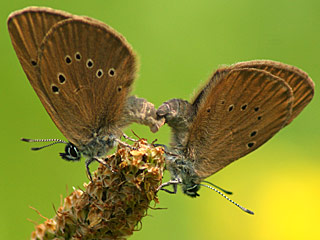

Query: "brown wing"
(192, 68), (231, 111)
(37, 17), (137, 146)
(232, 60), (314, 124)
(7, 7), (72, 86)
(187, 68), (294, 179)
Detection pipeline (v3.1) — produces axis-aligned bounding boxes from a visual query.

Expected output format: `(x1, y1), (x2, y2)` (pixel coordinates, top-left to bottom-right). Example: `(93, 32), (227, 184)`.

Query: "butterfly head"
(165, 151), (201, 198)
(182, 182), (201, 197)
(60, 142), (81, 161)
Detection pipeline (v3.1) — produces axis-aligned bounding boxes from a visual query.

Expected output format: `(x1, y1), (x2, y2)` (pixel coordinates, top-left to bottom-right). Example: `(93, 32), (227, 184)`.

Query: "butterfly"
(157, 60), (314, 213)
(8, 7), (164, 180)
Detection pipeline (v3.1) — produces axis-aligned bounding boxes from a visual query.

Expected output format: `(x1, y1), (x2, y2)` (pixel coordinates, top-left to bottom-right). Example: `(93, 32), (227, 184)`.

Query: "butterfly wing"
(186, 68), (294, 179)
(232, 60), (314, 124)
(7, 7), (72, 87)
(36, 17), (137, 146)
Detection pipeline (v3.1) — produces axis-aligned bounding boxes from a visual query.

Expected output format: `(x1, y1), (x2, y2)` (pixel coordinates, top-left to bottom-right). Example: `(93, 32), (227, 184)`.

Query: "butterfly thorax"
(166, 151), (201, 197)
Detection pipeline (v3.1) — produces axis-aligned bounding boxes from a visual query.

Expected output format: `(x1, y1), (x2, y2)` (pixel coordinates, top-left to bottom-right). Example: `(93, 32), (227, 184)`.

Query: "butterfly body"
(63, 132), (118, 161)
(164, 153), (201, 197)
(158, 61), (314, 198)
(8, 7), (164, 179)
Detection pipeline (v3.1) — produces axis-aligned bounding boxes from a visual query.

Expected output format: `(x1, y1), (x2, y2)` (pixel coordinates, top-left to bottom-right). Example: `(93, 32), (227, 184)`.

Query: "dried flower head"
(31, 138), (165, 239)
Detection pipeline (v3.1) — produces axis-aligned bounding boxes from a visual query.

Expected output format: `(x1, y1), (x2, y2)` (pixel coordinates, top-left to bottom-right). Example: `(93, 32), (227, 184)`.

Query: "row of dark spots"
(29, 52), (80, 67)
(248, 127), (257, 147)
(247, 107), (259, 148)
(220, 100), (260, 149)
(31, 52), (82, 67)
(35, 54), (116, 95)
(212, 100), (263, 121)
(94, 68), (116, 78)
(52, 69), (117, 94)
(32, 51), (114, 94)
(68, 54), (116, 78)
(227, 104), (248, 111)
(83, 58), (116, 78)
(255, 107), (262, 120)
(52, 73), (66, 93)
(52, 71), (116, 94)
(248, 107), (259, 148)
(226, 103), (262, 120)
(65, 52), (82, 65)
(227, 103), (251, 112)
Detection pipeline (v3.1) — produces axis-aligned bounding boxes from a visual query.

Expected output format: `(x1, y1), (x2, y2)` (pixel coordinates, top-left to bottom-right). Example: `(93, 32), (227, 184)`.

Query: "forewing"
(187, 68), (294, 179)
(192, 68), (230, 112)
(232, 60), (314, 124)
(37, 18), (137, 145)
(7, 7), (72, 86)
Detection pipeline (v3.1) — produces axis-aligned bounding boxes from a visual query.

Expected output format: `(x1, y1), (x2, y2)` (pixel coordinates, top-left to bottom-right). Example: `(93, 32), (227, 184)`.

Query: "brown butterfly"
(157, 60), (314, 213)
(8, 7), (164, 180)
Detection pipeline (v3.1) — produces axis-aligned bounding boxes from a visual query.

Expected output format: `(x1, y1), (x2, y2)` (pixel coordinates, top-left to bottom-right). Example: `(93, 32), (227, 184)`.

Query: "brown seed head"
(31, 138), (165, 239)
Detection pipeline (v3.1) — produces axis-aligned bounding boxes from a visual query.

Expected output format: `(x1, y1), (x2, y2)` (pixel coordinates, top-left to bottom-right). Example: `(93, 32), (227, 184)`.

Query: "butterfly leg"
(153, 143), (169, 151)
(86, 157), (116, 182)
(123, 133), (137, 142)
(85, 158), (95, 182)
(157, 99), (195, 148)
(157, 179), (180, 194)
(157, 99), (194, 127)
(120, 96), (165, 133)
(115, 138), (136, 150)
(95, 157), (115, 171)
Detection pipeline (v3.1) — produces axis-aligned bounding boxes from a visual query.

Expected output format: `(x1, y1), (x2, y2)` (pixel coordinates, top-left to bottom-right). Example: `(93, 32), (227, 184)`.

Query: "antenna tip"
(21, 138), (31, 142)
(31, 147), (41, 151)
(245, 209), (255, 215)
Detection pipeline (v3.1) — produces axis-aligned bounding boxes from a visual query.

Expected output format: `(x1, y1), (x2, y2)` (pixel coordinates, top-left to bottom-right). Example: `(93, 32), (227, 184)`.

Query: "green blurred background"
(1, 0), (319, 239)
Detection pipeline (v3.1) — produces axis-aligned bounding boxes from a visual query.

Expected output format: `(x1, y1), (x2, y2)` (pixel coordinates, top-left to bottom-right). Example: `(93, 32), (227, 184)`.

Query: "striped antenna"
(200, 183), (254, 215)
(202, 180), (233, 195)
(21, 138), (67, 151)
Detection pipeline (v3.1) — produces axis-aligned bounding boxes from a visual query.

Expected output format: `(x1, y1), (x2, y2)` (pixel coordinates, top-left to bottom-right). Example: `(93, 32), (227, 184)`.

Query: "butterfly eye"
(60, 143), (81, 161)
(86, 59), (94, 68)
(65, 55), (72, 64)
(75, 52), (82, 61)
(67, 144), (80, 159)
(58, 73), (66, 84)
(108, 68), (116, 77)
(184, 184), (200, 197)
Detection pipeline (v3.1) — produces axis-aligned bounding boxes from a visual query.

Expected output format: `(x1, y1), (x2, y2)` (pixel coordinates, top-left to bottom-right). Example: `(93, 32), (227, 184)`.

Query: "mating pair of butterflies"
(8, 7), (314, 206)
